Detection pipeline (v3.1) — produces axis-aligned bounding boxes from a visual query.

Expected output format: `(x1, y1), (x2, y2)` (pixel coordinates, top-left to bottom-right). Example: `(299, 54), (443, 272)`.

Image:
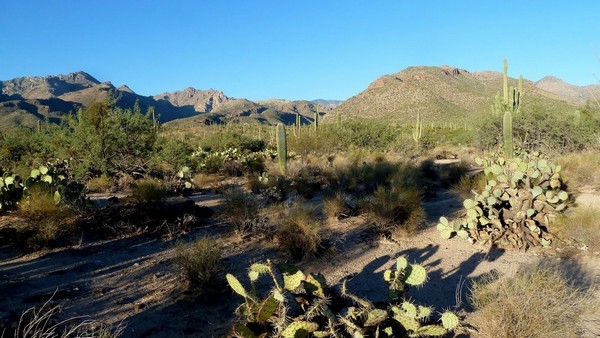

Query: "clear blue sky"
(1, 1), (599, 101)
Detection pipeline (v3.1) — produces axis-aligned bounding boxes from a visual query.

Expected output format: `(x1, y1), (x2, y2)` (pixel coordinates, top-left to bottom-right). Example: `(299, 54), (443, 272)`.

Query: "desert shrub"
(476, 105), (600, 155)
(225, 257), (459, 337)
(552, 206), (600, 253)
(150, 137), (196, 176)
(175, 237), (222, 290)
(220, 188), (262, 236)
(86, 175), (112, 193)
(131, 179), (165, 203)
(362, 185), (424, 235)
(468, 262), (598, 338)
(275, 202), (322, 260)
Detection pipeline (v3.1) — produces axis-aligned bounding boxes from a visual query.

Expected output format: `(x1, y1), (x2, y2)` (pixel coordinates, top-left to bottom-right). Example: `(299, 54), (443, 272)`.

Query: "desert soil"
(1, 188), (599, 337)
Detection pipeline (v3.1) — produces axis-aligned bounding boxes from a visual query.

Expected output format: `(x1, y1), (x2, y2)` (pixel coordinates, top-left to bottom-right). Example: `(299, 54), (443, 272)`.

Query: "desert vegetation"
(1, 60), (600, 337)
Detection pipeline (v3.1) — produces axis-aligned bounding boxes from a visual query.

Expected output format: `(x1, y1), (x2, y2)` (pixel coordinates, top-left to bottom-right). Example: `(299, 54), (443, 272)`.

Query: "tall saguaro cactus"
(412, 111), (423, 144)
(276, 123), (287, 174)
(493, 59), (523, 158)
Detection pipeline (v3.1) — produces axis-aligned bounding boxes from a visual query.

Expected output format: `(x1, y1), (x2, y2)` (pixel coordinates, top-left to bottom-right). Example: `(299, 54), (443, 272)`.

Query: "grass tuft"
(175, 237), (222, 291)
(275, 202), (322, 260)
(468, 261), (599, 338)
(552, 206), (600, 253)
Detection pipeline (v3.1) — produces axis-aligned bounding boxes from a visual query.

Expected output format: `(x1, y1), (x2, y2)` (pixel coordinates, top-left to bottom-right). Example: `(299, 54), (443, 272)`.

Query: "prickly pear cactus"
(438, 153), (569, 249)
(227, 258), (459, 337)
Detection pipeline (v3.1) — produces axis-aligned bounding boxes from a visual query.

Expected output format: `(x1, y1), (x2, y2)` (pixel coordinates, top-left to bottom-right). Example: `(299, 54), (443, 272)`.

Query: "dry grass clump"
(86, 175), (112, 193)
(131, 178), (165, 203)
(552, 206), (600, 253)
(19, 184), (60, 217)
(220, 188), (262, 236)
(323, 191), (356, 219)
(7, 295), (124, 338)
(192, 172), (222, 190)
(468, 261), (598, 338)
(275, 202), (322, 260)
(452, 172), (487, 199)
(555, 150), (600, 191)
(16, 185), (78, 250)
(175, 237), (222, 290)
(362, 185), (425, 236)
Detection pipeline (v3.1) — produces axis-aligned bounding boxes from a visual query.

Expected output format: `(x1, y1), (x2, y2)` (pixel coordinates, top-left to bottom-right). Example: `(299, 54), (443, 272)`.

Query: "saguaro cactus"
(493, 59), (523, 158)
(276, 123), (287, 174)
(412, 111), (423, 144)
(313, 111), (319, 133)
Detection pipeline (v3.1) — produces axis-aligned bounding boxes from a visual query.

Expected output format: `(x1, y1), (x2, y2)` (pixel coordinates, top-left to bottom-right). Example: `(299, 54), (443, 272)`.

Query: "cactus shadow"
(399, 245), (506, 311)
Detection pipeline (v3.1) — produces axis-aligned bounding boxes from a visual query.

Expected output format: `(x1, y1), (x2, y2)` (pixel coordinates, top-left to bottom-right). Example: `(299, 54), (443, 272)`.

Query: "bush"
(275, 202), (322, 260)
(468, 262), (598, 338)
(176, 237), (222, 290)
(555, 150), (600, 191)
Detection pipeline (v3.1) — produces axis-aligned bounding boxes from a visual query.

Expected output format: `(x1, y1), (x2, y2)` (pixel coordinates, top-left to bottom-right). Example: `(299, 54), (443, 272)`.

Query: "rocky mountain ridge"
(0, 72), (336, 128)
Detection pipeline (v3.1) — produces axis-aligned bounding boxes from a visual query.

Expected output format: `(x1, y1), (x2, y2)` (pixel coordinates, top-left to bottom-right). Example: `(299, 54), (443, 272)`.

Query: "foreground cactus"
(226, 257), (459, 337)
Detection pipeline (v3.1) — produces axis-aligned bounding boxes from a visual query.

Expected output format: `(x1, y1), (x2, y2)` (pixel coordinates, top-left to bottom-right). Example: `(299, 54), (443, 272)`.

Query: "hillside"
(0, 72), (334, 129)
(535, 76), (600, 106)
(333, 66), (577, 125)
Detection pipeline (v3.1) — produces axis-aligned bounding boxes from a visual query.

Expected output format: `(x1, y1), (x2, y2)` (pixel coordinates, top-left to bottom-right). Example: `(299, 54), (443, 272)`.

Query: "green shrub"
(175, 237), (222, 290)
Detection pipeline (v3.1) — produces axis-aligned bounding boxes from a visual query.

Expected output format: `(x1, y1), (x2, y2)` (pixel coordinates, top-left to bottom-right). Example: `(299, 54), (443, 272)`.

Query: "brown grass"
(131, 179), (165, 203)
(362, 185), (425, 235)
(220, 188), (262, 236)
(555, 150), (600, 191)
(275, 202), (322, 260)
(175, 237), (222, 291)
(552, 206), (600, 253)
(193, 173), (223, 190)
(468, 261), (598, 338)
(86, 175), (112, 193)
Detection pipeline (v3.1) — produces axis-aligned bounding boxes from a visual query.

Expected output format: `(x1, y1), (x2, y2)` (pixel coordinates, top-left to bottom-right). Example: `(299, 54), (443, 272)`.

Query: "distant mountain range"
(0, 72), (340, 129)
(1, 67), (597, 129)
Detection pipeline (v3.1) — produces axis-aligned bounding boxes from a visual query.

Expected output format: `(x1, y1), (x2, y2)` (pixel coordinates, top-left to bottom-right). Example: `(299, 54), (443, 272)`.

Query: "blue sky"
(1, 1), (599, 100)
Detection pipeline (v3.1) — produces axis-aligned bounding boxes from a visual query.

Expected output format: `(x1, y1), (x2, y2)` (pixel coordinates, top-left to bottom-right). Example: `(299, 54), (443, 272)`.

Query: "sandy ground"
(1, 188), (599, 337)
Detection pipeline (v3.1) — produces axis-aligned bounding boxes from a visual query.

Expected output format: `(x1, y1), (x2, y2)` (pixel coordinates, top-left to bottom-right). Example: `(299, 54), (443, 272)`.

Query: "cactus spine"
(276, 123), (287, 174)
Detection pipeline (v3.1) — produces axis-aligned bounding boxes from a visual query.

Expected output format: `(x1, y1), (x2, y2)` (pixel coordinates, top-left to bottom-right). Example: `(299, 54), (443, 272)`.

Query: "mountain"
(0, 72), (339, 129)
(535, 76), (600, 106)
(311, 99), (343, 109)
(333, 66), (577, 125)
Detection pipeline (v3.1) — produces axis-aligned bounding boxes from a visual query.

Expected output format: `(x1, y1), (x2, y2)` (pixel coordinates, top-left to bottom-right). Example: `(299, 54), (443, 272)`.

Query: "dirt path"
(1, 189), (599, 337)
